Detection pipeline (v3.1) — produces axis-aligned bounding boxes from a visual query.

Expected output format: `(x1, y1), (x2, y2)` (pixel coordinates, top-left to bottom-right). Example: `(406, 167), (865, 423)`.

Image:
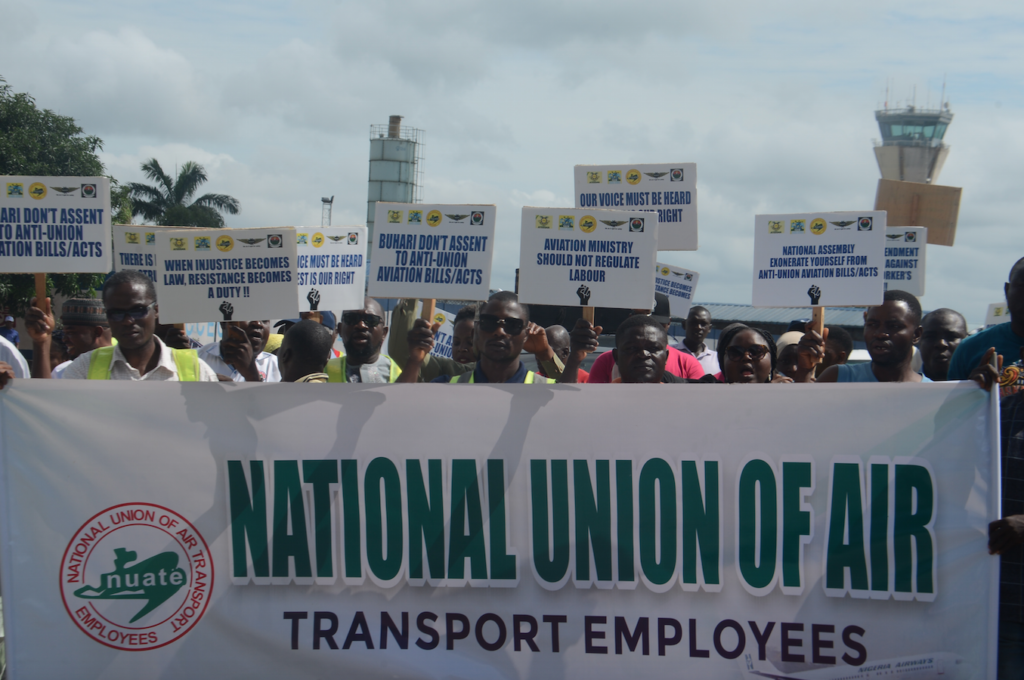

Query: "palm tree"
(129, 159), (240, 228)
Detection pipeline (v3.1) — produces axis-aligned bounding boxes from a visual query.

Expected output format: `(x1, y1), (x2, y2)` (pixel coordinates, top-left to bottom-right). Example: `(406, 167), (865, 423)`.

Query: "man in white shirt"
(675, 306), (720, 375)
(59, 270), (219, 382)
(0, 334), (29, 378)
(198, 320), (280, 382)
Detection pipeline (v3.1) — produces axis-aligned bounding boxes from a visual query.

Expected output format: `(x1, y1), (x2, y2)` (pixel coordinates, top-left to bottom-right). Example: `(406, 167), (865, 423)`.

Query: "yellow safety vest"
(86, 345), (201, 381)
(449, 370), (554, 384)
(325, 355), (401, 383)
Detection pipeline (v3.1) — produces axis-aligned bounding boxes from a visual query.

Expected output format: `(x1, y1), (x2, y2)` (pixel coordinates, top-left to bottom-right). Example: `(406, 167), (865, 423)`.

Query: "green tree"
(129, 159), (240, 228)
(0, 76), (108, 313)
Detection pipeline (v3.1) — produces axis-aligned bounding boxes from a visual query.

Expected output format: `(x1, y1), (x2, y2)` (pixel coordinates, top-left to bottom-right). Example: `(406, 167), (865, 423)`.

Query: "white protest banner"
(295, 226), (367, 313)
(368, 203), (495, 300)
(575, 164), (697, 251)
(154, 227), (298, 323)
(986, 302), (1009, 328)
(113, 225), (159, 281)
(883, 227), (927, 296)
(752, 211), (887, 307)
(655, 262), (699, 318)
(0, 382), (998, 679)
(519, 207), (657, 309)
(0, 176), (111, 272)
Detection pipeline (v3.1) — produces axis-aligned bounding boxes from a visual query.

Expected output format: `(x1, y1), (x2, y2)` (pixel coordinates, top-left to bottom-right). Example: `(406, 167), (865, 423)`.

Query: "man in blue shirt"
(948, 257), (1024, 381)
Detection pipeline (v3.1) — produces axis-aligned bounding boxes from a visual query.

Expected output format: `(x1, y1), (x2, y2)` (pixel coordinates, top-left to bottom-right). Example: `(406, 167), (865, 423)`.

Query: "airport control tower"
(366, 115), (423, 241)
(873, 103), (953, 184)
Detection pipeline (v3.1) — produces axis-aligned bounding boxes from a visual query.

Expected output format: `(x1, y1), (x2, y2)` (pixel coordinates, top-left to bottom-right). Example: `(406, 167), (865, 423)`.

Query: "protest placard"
(0, 176), (111, 273)
(295, 226), (367, 313)
(574, 164), (697, 251)
(368, 203), (495, 300)
(752, 211), (887, 307)
(185, 321), (218, 346)
(0, 381), (999, 678)
(883, 227), (926, 296)
(654, 262), (699, 318)
(413, 300), (456, 359)
(519, 207), (657, 309)
(154, 227), (298, 323)
(986, 302), (1009, 328)
(113, 225), (160, 281)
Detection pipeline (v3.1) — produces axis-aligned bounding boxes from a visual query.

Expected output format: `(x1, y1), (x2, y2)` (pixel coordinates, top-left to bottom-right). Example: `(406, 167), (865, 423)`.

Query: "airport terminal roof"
(692, 303), (868, 328)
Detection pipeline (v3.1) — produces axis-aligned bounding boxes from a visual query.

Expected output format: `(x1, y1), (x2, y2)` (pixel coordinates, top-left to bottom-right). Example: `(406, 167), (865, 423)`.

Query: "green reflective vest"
(325, 355), (401, 383)
(86, 345), (201, 381)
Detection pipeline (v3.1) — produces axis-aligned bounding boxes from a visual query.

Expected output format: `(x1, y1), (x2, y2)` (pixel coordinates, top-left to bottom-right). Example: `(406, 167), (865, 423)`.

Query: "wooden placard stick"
(582, 306), (595, 325)
(420, 299), (436, 323)
(809, 306), (828, 366)
(34, 273), (46, 307)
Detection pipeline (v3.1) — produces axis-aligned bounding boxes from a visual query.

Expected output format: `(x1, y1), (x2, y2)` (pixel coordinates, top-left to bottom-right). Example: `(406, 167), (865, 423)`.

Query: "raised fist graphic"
(219, 301), (234, 321)
(307, 288), (320, 311)
(576, 285), (592, 306)
(807, 285), (822, 305)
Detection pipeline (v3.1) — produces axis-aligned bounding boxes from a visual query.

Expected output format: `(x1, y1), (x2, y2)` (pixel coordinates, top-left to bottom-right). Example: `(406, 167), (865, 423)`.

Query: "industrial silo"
(367, 115), (423, 242)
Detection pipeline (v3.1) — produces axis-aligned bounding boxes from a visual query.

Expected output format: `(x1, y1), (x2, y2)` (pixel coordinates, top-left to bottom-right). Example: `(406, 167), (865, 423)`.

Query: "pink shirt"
(587, 346), (705, 383)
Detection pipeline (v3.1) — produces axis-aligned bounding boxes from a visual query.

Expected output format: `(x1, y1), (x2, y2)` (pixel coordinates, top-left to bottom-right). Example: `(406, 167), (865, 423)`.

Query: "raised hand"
(406, 318), (438, 364)
(219, 301), (234, 321)
(307, 288), (320, 311)
(25, 296), (55, 343)
(576, 285), (592, 305)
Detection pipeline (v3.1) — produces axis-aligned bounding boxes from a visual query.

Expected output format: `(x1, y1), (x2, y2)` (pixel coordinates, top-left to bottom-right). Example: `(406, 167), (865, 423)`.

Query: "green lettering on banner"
(870, 463), (890, 593)
(782, 461), (812, 591)
(825, 463), (868, 593)
(272, 461), (312, 579)
(449, 460), (487, 581)
(365, 458), (403, 583)
(639, 459), (676, 587)
(531, 460), (570, 584)
(228, 460), (269, 579)
(302, 460), (339, 580)
(574, 460), (612, 583)
(616, 460), (635, 583)
(681, 460), (720, 588)
(407, 459), (445, 581)
(894, 464), (935, 596)
(487, 460), (517, 581)
(340, 460), (362, 580)
(738, 460), (777, 591)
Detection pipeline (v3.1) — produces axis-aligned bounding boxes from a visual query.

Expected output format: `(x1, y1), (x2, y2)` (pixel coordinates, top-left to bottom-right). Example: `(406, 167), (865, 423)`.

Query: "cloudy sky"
(3, 0), (1022, 325)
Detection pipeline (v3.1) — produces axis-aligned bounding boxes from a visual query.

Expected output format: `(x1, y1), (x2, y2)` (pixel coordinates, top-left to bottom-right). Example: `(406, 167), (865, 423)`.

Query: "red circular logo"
(59, 503), (213, 651)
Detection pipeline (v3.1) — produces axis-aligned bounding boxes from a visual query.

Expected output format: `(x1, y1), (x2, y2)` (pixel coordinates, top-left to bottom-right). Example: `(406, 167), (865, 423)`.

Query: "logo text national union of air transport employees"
(60, 503), (213, 651)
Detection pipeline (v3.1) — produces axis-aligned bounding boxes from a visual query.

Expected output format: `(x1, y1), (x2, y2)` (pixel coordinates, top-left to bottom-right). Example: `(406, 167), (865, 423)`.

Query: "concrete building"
(366, 115), (422, 242)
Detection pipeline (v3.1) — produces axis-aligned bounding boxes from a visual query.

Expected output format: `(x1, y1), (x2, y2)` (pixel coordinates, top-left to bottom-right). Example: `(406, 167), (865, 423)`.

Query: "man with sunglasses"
(59, 270), (218, 381)
(198, 320), (280, 382)
(413, 291), (554, 384)
(326, 297), (402, 383)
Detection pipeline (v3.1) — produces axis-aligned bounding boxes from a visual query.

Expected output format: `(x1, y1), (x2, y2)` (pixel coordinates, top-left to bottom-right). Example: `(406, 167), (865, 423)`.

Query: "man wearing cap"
(327, 297), (401, 383)
(586, 293), (704, 383)
(0, 315), (18, 346)
(25, 296), (114, 379)
(198, 320), (280, 382)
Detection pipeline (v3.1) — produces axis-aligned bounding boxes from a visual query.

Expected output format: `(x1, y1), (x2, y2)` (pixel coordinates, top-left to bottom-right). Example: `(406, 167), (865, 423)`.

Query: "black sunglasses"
(105, 302), (155, 323)
(726, 344), (770, 361)
(478, 314), (526, 336)
(341, 312), (383, 328)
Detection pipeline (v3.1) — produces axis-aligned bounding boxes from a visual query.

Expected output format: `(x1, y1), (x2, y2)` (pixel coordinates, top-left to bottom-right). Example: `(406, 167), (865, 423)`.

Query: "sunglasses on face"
(105, 302), (155, 323)
(726, 344), (770, 361)
(341, 312), (383, 328)
(477, 314), (526, 336)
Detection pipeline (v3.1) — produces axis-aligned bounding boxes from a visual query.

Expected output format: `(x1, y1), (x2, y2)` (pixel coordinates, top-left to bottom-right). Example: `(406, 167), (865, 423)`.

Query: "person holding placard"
(817, 326), (853, 376)
(198, 320), (280, 382)
(25, 297), (112, 379)
(543, 325), (588, 383)
(919, 308), (968, 382)
(58, 270), (218, 381)
(326, 297), (401, 383)
(949, 257), (1024, 381)
(810, 290), (931, 384)
(387, 299), (474, 382)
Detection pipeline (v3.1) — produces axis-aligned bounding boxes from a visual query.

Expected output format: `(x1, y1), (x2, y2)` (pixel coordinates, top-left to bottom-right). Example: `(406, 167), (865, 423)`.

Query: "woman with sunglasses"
(716, 324), (790, 384)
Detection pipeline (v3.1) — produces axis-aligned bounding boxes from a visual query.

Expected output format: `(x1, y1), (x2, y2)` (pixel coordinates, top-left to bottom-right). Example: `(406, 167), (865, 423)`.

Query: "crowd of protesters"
(0, 258), (1021, 674)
